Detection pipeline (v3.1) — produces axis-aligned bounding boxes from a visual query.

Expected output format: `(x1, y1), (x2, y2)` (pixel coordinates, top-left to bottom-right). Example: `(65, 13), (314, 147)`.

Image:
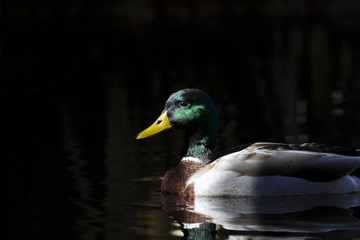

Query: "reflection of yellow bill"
(135, 111), (172, 140)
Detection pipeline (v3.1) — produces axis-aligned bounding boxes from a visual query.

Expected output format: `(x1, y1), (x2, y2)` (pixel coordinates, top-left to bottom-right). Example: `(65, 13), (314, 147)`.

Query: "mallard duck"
(136, 89), (360, 197)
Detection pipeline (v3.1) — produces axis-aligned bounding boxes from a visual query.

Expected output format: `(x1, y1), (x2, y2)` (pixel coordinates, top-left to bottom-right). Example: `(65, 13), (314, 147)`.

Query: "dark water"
(3, 1), (360, 239)
(6, 81), (360, 240)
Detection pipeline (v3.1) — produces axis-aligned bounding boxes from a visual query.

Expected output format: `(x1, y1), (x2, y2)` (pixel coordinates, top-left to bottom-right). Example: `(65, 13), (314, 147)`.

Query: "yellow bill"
(135, 110), (172, 140)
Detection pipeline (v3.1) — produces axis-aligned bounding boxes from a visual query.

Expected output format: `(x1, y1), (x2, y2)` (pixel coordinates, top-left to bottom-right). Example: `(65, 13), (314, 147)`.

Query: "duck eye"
(179, 101), (189, 107)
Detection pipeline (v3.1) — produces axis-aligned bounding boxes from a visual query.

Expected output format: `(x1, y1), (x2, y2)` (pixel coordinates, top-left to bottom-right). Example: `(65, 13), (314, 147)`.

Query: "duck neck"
(181, 126), (216, 164)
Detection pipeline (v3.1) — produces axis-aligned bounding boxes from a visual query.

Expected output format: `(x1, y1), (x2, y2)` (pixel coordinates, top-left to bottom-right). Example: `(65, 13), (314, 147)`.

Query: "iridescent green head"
(136, 89), (219, 162)
(165, 89), (218, 133)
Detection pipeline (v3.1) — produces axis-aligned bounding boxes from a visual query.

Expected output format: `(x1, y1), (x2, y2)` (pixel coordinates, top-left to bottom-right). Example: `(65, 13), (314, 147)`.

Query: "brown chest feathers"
(161, 158), (205, 197)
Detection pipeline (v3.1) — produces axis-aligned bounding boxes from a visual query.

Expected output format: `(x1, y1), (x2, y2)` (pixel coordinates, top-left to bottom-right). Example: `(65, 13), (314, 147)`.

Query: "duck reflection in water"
(162, 193), (360, 238)
(136, 89), (360, 236)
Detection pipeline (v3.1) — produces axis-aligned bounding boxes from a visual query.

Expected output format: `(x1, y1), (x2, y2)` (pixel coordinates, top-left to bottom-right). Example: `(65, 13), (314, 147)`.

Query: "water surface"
(8, 82), (360, 240)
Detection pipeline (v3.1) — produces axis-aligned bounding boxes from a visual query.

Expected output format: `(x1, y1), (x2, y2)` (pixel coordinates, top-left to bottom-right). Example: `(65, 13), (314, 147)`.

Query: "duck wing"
(212, 142), (360, 182)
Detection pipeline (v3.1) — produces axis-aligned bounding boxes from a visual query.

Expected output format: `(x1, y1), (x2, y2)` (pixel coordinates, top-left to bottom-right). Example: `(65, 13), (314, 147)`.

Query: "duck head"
(136, 89), (219, 163)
